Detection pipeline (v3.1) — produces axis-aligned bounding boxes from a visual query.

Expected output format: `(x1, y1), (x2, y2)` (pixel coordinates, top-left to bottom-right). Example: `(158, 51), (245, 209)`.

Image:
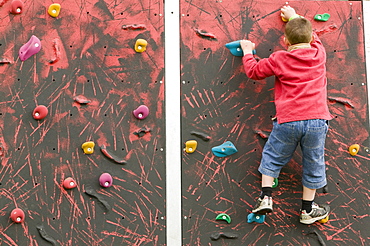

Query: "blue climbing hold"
(212, 141), (238, 157)
(247, 213), (266, 223)
(225, 40), (256, 56)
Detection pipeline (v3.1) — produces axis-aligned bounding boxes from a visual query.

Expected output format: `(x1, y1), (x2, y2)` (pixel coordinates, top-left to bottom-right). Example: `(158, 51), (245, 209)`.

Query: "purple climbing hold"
(19, 35), (41, 61)
(133, 105), (149, 120)
(99, 173), (113, 188)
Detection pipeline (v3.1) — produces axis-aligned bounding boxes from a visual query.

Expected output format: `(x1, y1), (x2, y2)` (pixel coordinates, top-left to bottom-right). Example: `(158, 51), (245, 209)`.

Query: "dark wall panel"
(180, 1), (369, 245)
(0, 0), (165, 245)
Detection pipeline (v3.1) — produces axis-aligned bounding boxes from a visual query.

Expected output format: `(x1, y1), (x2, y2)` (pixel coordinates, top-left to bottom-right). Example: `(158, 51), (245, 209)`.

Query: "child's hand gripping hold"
(240, 40), (255, 56)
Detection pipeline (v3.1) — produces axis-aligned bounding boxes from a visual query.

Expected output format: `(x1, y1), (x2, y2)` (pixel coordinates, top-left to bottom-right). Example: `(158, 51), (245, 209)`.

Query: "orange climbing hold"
(348, 144), (360, 156)
(134, 39), (148, 53)
(185, 140), (197, 153)
(48, 3), (61, 18)
(82, 141), (95, 154)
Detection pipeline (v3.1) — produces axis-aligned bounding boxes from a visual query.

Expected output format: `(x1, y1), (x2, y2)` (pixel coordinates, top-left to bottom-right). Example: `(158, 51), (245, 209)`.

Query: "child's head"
(284, 17), (312, 45)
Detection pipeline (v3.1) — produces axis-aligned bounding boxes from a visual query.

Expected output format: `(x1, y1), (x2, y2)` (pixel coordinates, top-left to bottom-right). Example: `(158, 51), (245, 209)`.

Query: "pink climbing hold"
(10, 208), (25, 223)
(10, 0), (23, 14)
(32, 105), (48, 120)
(19, 35), (41, 61)
(133, 105), (149, 120)
(63, 177), (77, 189)
(99, 173), (113, 188)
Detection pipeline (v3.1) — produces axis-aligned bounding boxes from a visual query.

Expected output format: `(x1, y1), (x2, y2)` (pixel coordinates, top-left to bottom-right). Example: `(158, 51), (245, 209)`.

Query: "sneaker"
(252, 196), (273, 214)
(300, 202), (330, 224)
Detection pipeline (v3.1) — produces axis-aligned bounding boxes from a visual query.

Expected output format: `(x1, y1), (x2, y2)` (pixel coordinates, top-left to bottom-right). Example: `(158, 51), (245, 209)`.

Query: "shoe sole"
(300, 211), (329, 224)
(252, 208), (273, 215)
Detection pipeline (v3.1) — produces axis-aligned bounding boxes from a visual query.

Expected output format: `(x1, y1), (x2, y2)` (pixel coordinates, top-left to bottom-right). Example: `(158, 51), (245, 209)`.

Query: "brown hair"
(284, 17), (312, 45)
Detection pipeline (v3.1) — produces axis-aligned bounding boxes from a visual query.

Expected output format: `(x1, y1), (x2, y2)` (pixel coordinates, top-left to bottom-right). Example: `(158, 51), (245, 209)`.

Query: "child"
(240, 6), (332, 224)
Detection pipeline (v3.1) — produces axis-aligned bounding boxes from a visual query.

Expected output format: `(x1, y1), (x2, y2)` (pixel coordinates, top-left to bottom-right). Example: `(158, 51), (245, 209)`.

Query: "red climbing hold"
(122, 24), (146, 30)
(133, 105), (149, 119)
(63, 177), (77, 189)
(32, 105), (48, 120)
(10, 0), (23, 14)
(19, 35), (41, 61)
(99, 173), (113, 188)
(10, 208), (25, 223)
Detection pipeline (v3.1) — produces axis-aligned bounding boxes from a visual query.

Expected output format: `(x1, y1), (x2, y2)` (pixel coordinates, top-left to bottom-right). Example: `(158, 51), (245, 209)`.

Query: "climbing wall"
(180, 1), (369, 245)
(0, 0), (165, 245)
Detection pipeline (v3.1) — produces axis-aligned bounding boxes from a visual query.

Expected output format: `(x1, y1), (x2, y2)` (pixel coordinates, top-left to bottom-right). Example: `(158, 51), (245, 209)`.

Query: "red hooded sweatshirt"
(242, 34), (333, 124)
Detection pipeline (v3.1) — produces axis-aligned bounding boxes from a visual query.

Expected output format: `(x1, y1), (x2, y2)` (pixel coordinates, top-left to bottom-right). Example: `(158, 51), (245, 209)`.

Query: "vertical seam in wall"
(364, 1), (370, 129)
(164, 1), (182, 245)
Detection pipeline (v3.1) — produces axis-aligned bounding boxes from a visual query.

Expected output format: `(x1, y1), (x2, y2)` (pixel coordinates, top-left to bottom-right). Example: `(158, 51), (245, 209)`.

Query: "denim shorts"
(259, 119), (328, 189)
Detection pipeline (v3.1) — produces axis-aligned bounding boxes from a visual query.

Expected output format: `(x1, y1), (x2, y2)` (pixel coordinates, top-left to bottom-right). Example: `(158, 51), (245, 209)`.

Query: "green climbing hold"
(272, 178), (278, 188)
(215, 213), (231, 224)
(314, 13), (330, 22)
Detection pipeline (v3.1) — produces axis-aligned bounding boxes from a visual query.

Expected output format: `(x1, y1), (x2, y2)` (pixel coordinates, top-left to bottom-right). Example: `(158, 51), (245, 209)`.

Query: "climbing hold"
(303, 229), (326, 245)
(272, 178), (278, 188)
(73, 95), (91, 104)
(49, 38), (61, 64)
(100, 145), (127, 164)
(122, 24), (146, 30)
(247, 213), (265, 223)
(215, 213), (231, 224)
(212, 141), (238, 157)
(37, 225), (57, 245)
(318, 215), (329, 223)
(184, 140), (197, 153)
(81, 141), (95, 154)
(32, 105), (48, 120)
(133, 105), (149, 119)
(48, 3), (61, 18)
(348, 144), (360, 156)
(10, 208), (25, 223)
(85, 186), (111, 212)
(19, 35), (42, 61)
(133, 127), (151, 137)
(10, 0), (23, 14)
(190, 131), (211, 141)
(225, 40), (256, 56)
(210, 232), (239, 241)
(195, 29), (217, 40)
(255, 129), (270, 139)
(99, 173), (113, 188)
(314, 13), (330, 22)
(0, 58), (11, 64)
(63, 177), (77, 189)
(134, 39), (148, 53)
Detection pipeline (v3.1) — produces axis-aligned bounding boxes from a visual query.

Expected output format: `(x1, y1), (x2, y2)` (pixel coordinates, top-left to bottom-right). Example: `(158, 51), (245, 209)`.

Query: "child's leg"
(302, 186), (316, 213)
(253, 120), (299, 214)
(262, 174), (275, 188)
(299, 119), (330, 224)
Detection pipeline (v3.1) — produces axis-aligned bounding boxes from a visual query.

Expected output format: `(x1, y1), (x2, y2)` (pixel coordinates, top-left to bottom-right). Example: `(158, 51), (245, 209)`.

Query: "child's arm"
(240, 40), (276, 80)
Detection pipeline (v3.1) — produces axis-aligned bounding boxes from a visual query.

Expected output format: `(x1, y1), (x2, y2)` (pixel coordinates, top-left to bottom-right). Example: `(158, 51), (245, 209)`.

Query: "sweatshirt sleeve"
(242, 53), (276, 80)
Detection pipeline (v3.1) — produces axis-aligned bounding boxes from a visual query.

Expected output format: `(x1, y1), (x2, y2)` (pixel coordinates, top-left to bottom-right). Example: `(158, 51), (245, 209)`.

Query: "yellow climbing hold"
(348, 144), (360, 156)
(184, 140), (197, 153)
(48, 4), (61, 18)
(134, 39), (148, 53)
(318, 215), (329, 223)
(82, 141), (95, 154)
